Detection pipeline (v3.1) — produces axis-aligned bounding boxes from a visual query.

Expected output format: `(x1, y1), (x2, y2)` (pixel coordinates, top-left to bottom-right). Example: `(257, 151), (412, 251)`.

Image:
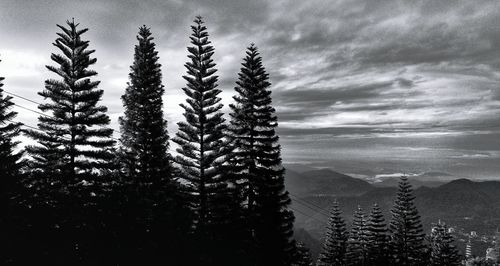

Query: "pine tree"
(366, 203), (389, 266)
(118, 25), (178, 264)
(346, 205), (368, 266)
(429, 222), (461, 266)
(389, 176), (427, 266)
(0, 59), (23, 196)
(22, 19), (115, 264)
(119, 25), (172, 182)
(0, 59), (23, 232)
(228, 44), (296, 265)
(292, 242), (313, 266)
(0, 63), (25, 266)
(25, 19), (115, 180)
(172, 16), (233, 265)
(317, 200), (348, 266)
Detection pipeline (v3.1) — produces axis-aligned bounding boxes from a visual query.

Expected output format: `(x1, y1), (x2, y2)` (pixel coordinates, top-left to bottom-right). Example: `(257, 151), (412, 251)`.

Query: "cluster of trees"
(317, 177), (462, 266)
(0, 17), (466, 266)
(0, 17), (301, 266)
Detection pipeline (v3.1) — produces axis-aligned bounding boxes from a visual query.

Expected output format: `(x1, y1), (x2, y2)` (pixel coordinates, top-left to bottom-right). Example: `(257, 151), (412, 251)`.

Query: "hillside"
(288, 171), (500, 258)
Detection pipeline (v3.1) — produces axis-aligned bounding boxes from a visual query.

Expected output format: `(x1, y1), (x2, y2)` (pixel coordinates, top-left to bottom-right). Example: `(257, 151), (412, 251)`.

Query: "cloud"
(2, 0), (500, 179)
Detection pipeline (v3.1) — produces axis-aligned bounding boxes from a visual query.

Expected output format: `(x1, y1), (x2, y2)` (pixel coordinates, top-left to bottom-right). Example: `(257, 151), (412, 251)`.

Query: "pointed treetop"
(195, 15), (204, 24)
(137, 25), (153, 41)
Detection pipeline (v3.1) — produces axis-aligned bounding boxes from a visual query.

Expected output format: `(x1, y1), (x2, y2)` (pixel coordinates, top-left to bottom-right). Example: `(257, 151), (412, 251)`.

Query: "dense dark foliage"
(228, 44), (296, 265)
(119, 25), (173, 186)
(0, 58), (24, 264)
(13, 19), (116, 265)
(365, 203), (390, 266)
(389, 176), (428, 266)
(172, 16), (239, 265)
(25, 20), (115, 178)
(117, 25), (182, 265)
(0, 58), (23, 202)
(429, 222), (461, 266)
(317, 200), (348, 266)
(345, 206), (368, 266)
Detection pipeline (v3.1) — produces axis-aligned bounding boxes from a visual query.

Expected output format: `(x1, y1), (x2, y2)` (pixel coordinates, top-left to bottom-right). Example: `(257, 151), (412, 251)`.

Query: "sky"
(1, 0), (500, 180)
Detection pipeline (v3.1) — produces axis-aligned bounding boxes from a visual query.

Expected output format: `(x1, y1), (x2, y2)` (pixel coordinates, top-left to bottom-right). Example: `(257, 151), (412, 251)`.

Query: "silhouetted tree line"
(0, 17), (461, 266)
(0, 17), (298, 266)
(317, 177), (462, 266)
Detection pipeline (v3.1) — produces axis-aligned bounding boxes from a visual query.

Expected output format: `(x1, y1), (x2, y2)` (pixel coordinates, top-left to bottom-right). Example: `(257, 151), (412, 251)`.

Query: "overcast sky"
(1, 0), (500, 180)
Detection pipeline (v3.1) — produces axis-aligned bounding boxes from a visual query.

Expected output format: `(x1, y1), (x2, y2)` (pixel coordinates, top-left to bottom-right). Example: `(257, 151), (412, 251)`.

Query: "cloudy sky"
(1, 0), (500, 180)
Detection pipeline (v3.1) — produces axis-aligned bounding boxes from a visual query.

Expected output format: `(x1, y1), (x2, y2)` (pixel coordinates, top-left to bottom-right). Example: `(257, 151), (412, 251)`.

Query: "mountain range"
(285, 166), (500, 258)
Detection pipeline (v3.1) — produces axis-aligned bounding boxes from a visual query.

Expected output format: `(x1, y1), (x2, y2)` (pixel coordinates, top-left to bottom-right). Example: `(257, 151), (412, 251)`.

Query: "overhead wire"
(4, 89), (119, 141)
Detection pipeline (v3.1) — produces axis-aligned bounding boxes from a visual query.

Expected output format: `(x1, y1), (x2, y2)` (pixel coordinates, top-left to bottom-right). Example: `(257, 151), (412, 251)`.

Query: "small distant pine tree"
(366, 203), (390, 266)
(345, 205), (368, 266)
(317, 200), (348, 266)
(228, 44), (296, 265)
(292, 241), (313, 266)
(429, 222), (461, 266)
(172, 16), (234, 265)
(389, 176), (427, 266)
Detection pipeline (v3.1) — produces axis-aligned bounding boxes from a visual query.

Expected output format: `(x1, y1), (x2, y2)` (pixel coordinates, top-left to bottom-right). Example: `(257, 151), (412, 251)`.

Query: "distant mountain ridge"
(285, 166), (500, 257)
(285, 168), (374, 197)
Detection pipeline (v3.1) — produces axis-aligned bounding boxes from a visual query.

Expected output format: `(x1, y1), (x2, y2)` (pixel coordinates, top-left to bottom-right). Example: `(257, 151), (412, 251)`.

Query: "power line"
(13, 103), (50, 118)
(3, 90), (42, 105)
(289, 193), (330, 218)
(5, 91), (119, 141)
(7, 119), (71, 141)
(289, 205), (327, 224)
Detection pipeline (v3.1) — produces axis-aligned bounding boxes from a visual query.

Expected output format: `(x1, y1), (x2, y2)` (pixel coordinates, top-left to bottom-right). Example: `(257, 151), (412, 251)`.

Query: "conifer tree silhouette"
(228, 44), (296, 265)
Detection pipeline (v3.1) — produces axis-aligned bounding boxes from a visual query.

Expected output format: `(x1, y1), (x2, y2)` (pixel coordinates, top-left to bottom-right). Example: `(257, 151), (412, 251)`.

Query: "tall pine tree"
(118, 25), (178, 265)
(389, 176), (427, 266)
(317, 200), (348, 266)
(119, 25), (172, 182)
(23, 20), (116, 264)
(345, 205), (368, 266)
(366, 203), (389, 266)
(25, 19), (115, 179)
(429, 221), (461, 266)
(228, 44), (295, 265)
(172, 16), (234, 265)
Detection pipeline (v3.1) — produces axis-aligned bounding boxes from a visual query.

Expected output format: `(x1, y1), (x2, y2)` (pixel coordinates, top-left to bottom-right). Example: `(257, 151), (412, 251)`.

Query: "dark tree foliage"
(172, 16), (234, 265)
(366, 203), (390, 266)
(25, 19), (115, 179)
(0, 59), (23, 198)
(19, 19), (116, 265)
(228, 44), (296, 265)
(117, 26), (181, 265)
(345, 205), (368, 266)
(317, 200), (348, 266)
(119, 25), (172, 182)
(389, 176), (427, 266)
(0, 59), (25, 264)
(292, 241), (313, 266)
(429, 222), (461, 266)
